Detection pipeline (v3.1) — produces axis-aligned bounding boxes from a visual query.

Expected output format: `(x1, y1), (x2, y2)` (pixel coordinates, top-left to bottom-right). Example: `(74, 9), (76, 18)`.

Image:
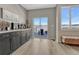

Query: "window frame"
(71, 7), (79, 29)
(60, 6), (71, 30)
(60, 5), (79, 30)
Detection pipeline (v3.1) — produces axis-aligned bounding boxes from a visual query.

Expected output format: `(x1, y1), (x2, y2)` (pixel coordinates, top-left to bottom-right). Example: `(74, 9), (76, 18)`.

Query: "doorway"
(33, 17), (48, 39)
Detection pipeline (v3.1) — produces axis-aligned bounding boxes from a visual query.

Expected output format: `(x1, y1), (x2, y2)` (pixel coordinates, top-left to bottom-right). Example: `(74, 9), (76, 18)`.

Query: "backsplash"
(3, 9), (19, 23)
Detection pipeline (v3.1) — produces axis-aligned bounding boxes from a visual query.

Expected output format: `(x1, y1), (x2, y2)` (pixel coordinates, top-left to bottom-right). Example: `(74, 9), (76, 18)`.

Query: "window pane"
(33, 18), (40, 25)
(71, 7), (79, 28)
(33, 18), (40, 33)
(40, 17), (48, 31)
(41, 17), (48, 25)
(61, 7), (70, 29)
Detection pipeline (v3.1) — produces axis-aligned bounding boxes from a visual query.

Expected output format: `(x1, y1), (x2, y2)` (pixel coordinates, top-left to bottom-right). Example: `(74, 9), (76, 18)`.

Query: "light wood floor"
(11, 38), (79, 55)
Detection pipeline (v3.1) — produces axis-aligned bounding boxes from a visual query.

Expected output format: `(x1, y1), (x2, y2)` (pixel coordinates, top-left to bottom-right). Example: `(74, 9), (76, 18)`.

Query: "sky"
(61, 7), (79, 25)
(33, 17), (48, 25)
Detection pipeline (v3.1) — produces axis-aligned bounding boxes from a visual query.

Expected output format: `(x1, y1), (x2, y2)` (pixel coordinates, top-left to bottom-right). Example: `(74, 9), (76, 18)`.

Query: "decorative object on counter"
(18, 24), (20, 29)
(18, 24), (22, 29)
(24, 24), (26, 29)
(5, 27), (8, 30)
(0, 20), (10, 31)
(14, 23), (18, 30)
(10, 22), (14, 30)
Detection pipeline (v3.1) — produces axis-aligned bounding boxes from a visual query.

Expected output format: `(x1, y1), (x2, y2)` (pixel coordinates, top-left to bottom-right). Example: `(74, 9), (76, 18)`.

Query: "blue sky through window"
(41, 17), (48, 25)
(71, 7), (79, 25)
(61, 7), (79, 26)
(33, 17), (48, 25)
(33, 18), (40, 25)
(61, 7), (69, 25)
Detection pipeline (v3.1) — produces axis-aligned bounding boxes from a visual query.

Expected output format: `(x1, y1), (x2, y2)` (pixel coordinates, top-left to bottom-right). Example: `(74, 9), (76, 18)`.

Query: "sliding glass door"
(33, 17), (48, 39)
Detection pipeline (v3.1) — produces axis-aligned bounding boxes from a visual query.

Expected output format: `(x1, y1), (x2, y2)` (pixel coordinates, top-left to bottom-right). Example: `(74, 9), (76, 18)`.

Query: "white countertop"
(0, 28), (32, 34)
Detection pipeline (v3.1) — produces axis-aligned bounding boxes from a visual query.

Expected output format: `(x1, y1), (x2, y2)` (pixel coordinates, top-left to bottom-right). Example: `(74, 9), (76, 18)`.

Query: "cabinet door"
(25, 31), (28, 42)
(0, 33), (10, 55)
(11, 32), (21, 51)
(27, 30), (31, 41)
(21, 31), (26, 45)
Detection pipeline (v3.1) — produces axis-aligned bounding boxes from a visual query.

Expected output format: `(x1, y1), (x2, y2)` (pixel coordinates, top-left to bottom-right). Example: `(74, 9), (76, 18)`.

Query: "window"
(61, 7), (70, 29)
(41, 17), (48, 25)
(33, 18), (40, 33)
(61, 6), (79, 30)
(33, 17), (48, 34)
(71, 7), (79, 29)
(33, 18), (40, 25)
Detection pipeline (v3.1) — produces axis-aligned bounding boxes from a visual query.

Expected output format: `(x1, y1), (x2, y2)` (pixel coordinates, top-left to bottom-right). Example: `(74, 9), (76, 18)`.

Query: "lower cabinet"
(0, 29), (31, 55)
(0, 33), (11, 55)
(27, 31), (29, 41)
(10, 32), (21, 52)
(25, 31), (28, 42)
(27, 30), (32, 41)
(21, 31), (26, 45)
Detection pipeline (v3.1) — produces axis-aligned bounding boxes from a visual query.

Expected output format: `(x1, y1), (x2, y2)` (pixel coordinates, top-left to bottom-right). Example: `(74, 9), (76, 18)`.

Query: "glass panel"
(33, 18), (40, 25)
(71, 7), (79, 29)
(40, 17), (48, 25)
(61, 7), (70, 29)
(33, 17), (48, 36)
(33, 18), (40, 34)
(40, 17), (48, 35)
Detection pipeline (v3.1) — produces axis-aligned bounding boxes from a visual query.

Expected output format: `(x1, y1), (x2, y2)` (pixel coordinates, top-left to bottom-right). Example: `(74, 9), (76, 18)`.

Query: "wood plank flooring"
(11, 38), (79, 55)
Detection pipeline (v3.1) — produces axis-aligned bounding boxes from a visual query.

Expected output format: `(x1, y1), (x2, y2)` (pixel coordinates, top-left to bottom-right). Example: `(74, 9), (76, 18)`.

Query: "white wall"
(0, 4), (27, 24)
(28, 8), (56, 40)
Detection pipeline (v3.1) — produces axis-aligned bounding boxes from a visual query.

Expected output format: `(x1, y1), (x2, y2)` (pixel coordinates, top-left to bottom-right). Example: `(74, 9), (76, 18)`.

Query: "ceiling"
(21, 4), (56, 10)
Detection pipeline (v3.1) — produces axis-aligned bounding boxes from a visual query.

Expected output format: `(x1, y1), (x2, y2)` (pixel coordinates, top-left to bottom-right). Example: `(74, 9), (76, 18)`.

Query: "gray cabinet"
(21, 31), (26, 45)
(10, 32), (21, 51)
(0, 29), (32, 55)
(0, 33), (11, 55)
(21, 30), (31, 45)
(27, 31), (29, 41)
(25, 31), (28, 42)
(27, 30), (32, 41)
